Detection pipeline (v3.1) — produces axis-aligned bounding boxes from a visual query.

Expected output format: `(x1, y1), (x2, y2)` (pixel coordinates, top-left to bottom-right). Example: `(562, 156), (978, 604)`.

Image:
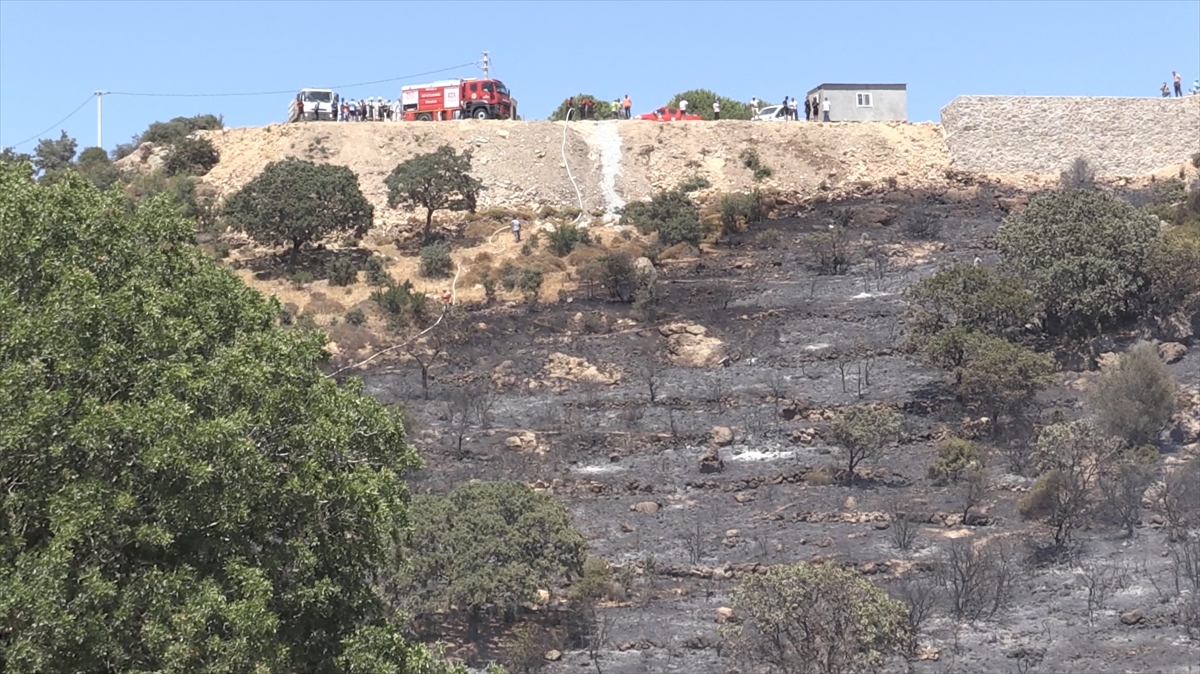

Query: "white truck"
(288, 88), (337, 122)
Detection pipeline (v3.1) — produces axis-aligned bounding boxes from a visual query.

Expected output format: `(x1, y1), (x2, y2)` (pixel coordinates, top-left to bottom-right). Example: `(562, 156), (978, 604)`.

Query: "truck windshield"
(303, 91), (333, 103)
(495, 82), (509, 96)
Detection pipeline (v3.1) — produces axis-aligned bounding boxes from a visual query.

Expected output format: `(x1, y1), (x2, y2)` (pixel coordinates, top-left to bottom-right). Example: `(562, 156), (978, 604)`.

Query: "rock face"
(541, 352), (621, 385)
(1120, 610), (1144, 626)
(630, 501), (661, 514)
(1158, 342), (1187, 364)
(699, 446), (725, 473)
(660, 322), (725, 367)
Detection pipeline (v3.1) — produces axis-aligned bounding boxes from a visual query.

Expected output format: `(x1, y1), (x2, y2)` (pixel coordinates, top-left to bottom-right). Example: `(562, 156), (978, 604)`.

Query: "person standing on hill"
(679, 99), (688, 116)
(623, 95), (632, 120)
(750, 97), (760, 116)
(511, 217), (521, 243)
(803, 97), (812, 122)
(1174, 72), (1183, 97)
(712, 99), (720, 120)
(822, 97), (831, 122)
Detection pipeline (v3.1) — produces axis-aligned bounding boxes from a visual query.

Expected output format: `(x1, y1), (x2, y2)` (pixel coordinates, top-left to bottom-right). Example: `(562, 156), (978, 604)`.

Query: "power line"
(106, 62), (481, 99)
(7, 94), (96, 149)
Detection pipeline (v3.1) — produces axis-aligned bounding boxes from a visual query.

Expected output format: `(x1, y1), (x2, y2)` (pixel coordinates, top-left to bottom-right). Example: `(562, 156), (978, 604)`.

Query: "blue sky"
(2, 0), (1197, 153)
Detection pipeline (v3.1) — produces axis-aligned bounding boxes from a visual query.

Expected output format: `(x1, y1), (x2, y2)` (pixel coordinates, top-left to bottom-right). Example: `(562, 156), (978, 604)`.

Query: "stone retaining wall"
(941, 95), (1200, 176)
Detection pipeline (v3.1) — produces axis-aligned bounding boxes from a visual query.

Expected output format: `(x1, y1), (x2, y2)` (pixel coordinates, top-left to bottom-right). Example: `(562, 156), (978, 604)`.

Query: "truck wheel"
(473, 108), (489, 120)
(416, 113), (432, 121)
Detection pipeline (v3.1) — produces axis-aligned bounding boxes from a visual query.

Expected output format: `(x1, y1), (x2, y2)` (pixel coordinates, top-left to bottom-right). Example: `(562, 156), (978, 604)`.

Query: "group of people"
(750, 96), (830, 121)
(565, 95), (634, 119)
(293, 93), (407, 122)
(1161, 71), (1200, 97)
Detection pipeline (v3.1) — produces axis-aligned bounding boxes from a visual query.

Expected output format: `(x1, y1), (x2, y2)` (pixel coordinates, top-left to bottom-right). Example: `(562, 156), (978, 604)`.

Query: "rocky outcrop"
(659, 322), (725, 367)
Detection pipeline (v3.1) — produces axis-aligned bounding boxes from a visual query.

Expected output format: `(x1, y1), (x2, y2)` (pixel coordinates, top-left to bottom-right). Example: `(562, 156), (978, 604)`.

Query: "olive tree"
(400, 481), (586, 643)
(223, 158), (374, 265)
(0, 164), (456, 673)
(723, 561), (911, 674)
(829, 405), (903, 486)
(997, 189), (1159, 338)
(385, 145), (482, 241)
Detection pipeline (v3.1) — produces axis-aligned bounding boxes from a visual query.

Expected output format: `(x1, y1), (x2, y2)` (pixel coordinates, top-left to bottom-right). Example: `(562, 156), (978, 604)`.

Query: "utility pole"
(95, 91), (108, 149)
(481, 51), (490, 79)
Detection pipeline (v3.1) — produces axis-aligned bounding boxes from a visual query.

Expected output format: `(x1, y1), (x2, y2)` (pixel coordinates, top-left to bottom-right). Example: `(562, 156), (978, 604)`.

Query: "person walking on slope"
(712, 99), (720, 120)
(822, 97), (831, 122)
(623, 95), (632, 120)
(511, 217), (521, 243)
(1174, 72), (1183, 97)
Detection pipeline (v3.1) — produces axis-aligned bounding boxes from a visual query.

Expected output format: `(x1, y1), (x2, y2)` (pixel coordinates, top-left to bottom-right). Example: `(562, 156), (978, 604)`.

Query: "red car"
(636, 106), (703, 121)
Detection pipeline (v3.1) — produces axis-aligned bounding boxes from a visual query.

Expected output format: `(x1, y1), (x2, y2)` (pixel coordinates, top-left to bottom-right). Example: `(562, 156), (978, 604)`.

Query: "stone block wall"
(941, 95), (1200, 176)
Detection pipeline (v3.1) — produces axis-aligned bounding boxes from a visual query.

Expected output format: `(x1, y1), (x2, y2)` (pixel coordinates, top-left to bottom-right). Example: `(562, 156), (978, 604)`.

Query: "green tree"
(385, 145), (483, 241)
(667, 89), (754, 120)
(903, 262), (1033, 341)
(829, 405), (904, 486)
(927, 438), (980, 485)
(163, 136), (220, 177)
(223, 158), (374, 265)
(1090, 341), (1177, 447)
(548, 94), (619, 121)
(0, 164), (452, 673)
(619, 189), (701, 247)
(953, 333), (1055, 426)
(32, 130), (77, 178)
(400, 481), (586, 643)
(0, 147), (33, 166)
(75, 146), (123, 190)
(723, 561), (911, 674)
(998, 189), (1159, 338)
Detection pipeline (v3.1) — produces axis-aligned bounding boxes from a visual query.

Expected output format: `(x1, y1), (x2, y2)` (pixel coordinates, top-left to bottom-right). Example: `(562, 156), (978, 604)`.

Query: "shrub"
(518, 268), (544, 305)
(602, 251), (638, 302)
(418, 242), (453, 278)
(371, 279), (430, 329)
(548, 222), (583, 257)
(211, 241), (230, 259)
(1090, 341), (1177, 446)
(341, 237), (360, 248)
(344, 307), (367, 326)
(723, 562), (911, 672)
(499, 261), (520, 291)
(719, 191), (769, 232)
(163, 136), (220, 177)
(1059, 157), (1097, 190)
(928, 438), (980, 484)
(619, 189), (701, 246)
(998, 189), (1159, 338)
(289, 270), (314, 287)
(902, 262), (1034, 341)
(809, 226), (854, 275)
(365, 256), (391, 286)
(678, 174), (711, 193)
(657, 212), (702, 247)
(326, 256), (358, 286)
(953, 333), (1055, 425)
(667, 89), (756, 121)
(903, 213), (941, 240)
(755, 229), (782, 249)
(830, 405), (903, 486)
(739, 147), (773, 181)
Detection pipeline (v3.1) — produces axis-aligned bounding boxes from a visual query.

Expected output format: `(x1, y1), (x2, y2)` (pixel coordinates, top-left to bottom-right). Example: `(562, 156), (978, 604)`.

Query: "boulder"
(699, 446), (725, 473)
(996, 196), (1030, 214)
(709, 426), (734, 447)
(1170, 414), (1200, 444)
(1158, 313), (1194, 341)
(715, 606), (738, 624)
(630, 501), (661, 515)
(660, 322), (725, 367)
(634, 256), (657, 287)
(1158, 342), (1187, 364)
(1120, 610), (1144, 626)
(543, 649), (562, 662)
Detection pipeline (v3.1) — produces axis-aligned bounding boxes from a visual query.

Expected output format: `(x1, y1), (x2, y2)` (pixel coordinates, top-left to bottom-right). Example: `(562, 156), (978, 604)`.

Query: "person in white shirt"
(679, 99), (688, 115)
(750, 97), (759, 116)
(822, 97), (831, 122)
(511, 218), (521, 243)
(712, 99), (720, 120)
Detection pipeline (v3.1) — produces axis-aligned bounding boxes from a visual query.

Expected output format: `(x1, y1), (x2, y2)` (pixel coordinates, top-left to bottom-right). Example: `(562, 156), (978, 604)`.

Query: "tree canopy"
(385, 145), (482, 241)
(0, 163), (455, 673)
(667, 89), (754, 120)
(548, 94), (620, 121)
(998, 189), (1159, 338)
(223, 158), (374, 264)
(400, 481), (586, 643)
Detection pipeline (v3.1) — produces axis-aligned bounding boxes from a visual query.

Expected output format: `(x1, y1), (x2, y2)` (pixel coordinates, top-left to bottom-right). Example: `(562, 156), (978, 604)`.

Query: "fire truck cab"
(401, 78), (516, 121)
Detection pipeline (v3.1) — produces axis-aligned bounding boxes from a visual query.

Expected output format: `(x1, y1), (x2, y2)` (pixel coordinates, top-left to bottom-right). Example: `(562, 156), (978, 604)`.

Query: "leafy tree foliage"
(75, 146), (123, 190)
(224, 158), (374, 264)
(385, 145), (482, 241)
(667, 89), (754, 120)
(32, 130), (77, 178)
(952, 333), (1055, 424)
(0, 164), (452, 673)
(0, 147), (33, 166)
(114, 114), (225, 159)
(399, 481), (586, 643)
(998, 189), (1159, 338)
(903, 262), (1033, 340)
(723, 561), (911, 674)
(549, 94), (619, 121)
(1019, 420), (1124, 552)
(619, 189), (701, 247)
(829, 405), (903, 486)
(1090, 341), (1177, 447)
(1145, 227), (1200, 320)
(928, 438), (980, 485)
(418, 241), (453, 278)
(163, 135), (220, 177)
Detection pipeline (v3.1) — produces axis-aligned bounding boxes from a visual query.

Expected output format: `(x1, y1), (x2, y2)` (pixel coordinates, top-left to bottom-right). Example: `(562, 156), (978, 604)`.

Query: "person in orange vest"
(622, 95), (632, 120)
(442, 288), (453, 307)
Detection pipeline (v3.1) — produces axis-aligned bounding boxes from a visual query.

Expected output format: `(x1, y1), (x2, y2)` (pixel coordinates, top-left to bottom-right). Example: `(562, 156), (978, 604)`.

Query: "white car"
(751, 105), (790, 122)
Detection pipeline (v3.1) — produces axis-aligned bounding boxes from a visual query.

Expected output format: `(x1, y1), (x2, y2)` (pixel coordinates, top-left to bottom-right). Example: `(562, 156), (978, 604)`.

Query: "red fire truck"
(400, 78), (517, 121)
